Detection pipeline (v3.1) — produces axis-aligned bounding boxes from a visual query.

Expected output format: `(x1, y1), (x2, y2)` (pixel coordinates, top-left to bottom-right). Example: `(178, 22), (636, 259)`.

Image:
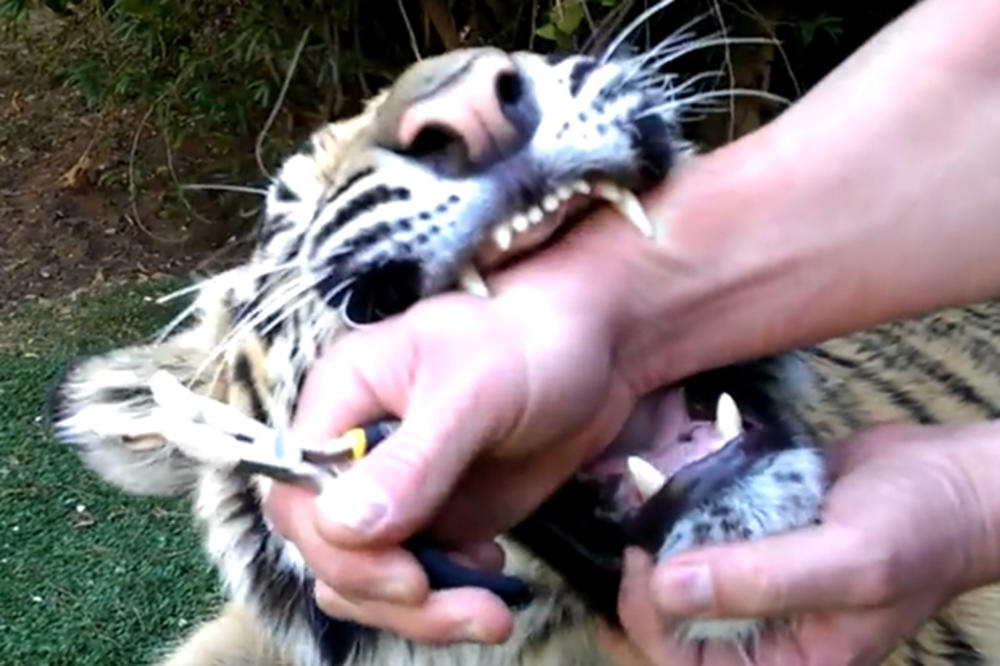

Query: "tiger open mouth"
(467, 178), (656, 285)
(582, 383), (794, 553)
(337, 176), (659, 325)
(586, 390), (744, 517)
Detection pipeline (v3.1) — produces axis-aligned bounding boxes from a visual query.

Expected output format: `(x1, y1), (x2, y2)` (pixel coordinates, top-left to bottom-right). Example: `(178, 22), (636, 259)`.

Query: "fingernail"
(375, 577), (422, 604)
(459, 618), (491, 643)
(652, 563), (714, 615)
(316, 471), (390, 533)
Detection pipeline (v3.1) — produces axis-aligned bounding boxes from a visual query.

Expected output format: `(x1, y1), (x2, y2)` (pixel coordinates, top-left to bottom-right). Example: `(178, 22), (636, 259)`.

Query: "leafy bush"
(1, 0), (913, 190)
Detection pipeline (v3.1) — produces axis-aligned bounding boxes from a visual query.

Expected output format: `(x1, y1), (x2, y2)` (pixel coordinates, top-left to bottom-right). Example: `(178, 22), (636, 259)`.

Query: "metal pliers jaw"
(148, 371), (533, 608)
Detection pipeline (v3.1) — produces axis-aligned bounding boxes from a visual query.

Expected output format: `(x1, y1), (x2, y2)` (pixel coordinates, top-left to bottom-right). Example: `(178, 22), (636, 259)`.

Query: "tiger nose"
(394, 50), (539, 173)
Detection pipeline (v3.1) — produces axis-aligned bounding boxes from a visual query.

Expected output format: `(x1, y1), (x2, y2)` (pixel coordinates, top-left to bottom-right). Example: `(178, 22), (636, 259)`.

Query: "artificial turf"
(0, 281), (222, 665)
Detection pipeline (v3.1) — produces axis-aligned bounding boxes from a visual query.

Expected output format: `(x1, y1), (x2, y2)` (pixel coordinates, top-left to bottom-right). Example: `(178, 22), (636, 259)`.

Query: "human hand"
(616, 421), (1000, 665)
(263, 208), (673, 643)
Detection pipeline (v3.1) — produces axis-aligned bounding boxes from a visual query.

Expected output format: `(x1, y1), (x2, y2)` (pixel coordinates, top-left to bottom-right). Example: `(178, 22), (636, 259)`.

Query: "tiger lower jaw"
(457, 179), (657, 298)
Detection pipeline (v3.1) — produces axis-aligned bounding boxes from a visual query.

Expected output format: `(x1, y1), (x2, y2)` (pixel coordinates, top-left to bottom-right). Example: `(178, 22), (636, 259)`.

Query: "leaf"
(66, 60), (104, 110)
(554, 1), (583, 35)
(118, 0), (158, 17)
(535, 22), (558, 41)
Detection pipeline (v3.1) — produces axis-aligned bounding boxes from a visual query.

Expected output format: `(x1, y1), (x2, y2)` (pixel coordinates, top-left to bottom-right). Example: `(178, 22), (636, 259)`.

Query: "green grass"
(0, 281), (222, 665)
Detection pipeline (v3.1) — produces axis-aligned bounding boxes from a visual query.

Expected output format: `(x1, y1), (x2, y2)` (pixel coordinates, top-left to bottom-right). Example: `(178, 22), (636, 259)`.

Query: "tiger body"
(51, 39), (1000, 666)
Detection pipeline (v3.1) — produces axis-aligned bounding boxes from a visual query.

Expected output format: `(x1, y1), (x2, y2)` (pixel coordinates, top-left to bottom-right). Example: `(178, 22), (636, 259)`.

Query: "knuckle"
(738, 560), (788, 613)
(361, 609), (456, 644)
(857, 555), (900, 604)
(374, 430), (437, 491)
(313, 584), (357, 622)
(313, 555), (356, 588)
(850, 537), (902, 605)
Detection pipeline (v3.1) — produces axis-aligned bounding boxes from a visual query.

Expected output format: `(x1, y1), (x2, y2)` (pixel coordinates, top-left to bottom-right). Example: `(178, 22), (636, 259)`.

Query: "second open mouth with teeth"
(581, 391), (749, 521)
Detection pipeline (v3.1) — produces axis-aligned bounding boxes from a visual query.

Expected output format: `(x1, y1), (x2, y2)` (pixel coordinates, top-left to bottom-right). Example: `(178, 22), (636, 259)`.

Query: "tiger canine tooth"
(572, 180), (591, 194)
(511, 213), (530, 232)
(592, 181), (623, 202)
(527, 206), (544, 224)
(593, 182), (657, 241)
(458, 263), (491, 298)
(542, 194), (559, 212)
(493, 223), (513, 251)
(715, 392), (742, 442)
(627, 456), (667, 500)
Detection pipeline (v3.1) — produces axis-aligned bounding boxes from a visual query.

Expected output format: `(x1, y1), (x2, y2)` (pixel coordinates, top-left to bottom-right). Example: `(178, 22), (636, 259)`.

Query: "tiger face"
(54, 43), (827, 666)
(259, 47), (682, 326)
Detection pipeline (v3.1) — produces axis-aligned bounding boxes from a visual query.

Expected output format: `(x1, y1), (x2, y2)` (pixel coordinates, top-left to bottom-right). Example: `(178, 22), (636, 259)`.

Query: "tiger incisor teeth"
(592, 182), (657, 241)
(493, 223), (513, 251)
(715, 392), (742, 442)
(627, 455), (667, 501)
(458, 263), (491, 298)
(484, 180), (656, 260)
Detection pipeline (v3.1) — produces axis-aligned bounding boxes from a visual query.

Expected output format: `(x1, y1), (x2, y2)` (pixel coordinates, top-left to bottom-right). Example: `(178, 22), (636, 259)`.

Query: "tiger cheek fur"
(51, 39), (1000, 666)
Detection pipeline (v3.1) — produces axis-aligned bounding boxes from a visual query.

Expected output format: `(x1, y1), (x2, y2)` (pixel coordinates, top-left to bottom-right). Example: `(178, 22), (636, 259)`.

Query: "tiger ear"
(52, 338), (215, 497)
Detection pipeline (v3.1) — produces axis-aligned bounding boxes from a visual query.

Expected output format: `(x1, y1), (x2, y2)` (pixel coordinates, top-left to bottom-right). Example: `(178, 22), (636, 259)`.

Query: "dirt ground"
(0, 24), (261, 314)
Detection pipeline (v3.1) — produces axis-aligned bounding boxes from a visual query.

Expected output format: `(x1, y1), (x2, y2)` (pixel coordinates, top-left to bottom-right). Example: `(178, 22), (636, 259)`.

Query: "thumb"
(649, 524), (890, 618)
(313, 407), (495, 545)
(291, 320), (507, 547)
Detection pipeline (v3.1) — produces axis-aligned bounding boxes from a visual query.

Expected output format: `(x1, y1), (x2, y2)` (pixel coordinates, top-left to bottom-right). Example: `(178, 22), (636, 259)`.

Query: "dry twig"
(255, 26), (311, 180)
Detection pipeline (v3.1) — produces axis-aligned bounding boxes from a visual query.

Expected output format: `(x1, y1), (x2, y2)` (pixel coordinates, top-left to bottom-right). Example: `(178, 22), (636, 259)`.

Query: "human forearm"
(613, 0), (1000, 392)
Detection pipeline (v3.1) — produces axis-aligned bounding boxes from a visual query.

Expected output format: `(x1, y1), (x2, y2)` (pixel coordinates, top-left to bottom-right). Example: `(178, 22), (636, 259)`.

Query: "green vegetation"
(0, 281), (221, 665)
(1, 1), (908, 158)
(0, 1), (913, 238)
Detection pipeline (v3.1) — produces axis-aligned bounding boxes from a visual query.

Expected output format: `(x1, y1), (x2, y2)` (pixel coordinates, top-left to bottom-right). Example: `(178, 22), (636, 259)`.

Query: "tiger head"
(260, 47), (683, 326)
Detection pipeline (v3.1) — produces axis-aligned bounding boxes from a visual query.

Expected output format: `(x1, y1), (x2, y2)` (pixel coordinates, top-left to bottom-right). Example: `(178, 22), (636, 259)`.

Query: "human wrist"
(611, 0), (1000, 394)
(609, 128), (815, 392)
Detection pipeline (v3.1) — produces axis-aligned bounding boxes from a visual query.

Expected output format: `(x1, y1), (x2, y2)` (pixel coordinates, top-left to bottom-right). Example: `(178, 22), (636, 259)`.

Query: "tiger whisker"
(193, 274), (322, 384)
(155, 261), (302, 306)
(639, 87), (790, 119)
(619, 11), (714, 81)
(600, 0), (683, 65)
(631, 68), (724, 100)
(180, 183), (268, 197)
(643, 36), (777, 73)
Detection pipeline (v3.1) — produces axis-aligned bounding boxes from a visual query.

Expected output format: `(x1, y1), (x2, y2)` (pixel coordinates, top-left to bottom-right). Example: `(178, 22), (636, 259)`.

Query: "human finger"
(265, 481), (429, 604)
(314, 581), (514, 644)
(649, 524), (896, 618)
(619, 547), (699, 666)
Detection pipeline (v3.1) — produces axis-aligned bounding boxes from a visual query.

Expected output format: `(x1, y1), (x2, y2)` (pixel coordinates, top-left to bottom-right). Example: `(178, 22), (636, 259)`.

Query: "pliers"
(148, 371), (532, 608)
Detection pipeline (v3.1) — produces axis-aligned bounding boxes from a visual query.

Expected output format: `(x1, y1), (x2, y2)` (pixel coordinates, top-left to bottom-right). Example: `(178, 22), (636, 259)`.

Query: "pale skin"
(265, 0), (1000, 661)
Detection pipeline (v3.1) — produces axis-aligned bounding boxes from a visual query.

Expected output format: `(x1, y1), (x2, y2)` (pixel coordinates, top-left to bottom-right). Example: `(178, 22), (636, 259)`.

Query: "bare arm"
(604, 0), (1000, 392)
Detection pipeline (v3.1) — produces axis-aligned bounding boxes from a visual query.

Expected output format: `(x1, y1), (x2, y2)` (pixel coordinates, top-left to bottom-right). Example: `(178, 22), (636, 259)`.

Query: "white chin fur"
(676, 617), (763, 644)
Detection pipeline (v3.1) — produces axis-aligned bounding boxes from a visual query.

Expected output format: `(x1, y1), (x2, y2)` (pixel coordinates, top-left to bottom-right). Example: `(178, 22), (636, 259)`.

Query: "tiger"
(50, 30), (1000, 666)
